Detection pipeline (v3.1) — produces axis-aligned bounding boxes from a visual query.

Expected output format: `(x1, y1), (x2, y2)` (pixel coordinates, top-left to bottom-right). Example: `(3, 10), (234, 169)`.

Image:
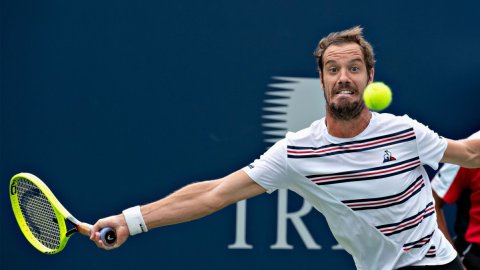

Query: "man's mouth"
(336, 90), (354, 95)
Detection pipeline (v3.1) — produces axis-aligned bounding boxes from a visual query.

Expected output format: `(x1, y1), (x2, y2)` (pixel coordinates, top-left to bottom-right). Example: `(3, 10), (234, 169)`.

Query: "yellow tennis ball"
(363, 82), (392, 111)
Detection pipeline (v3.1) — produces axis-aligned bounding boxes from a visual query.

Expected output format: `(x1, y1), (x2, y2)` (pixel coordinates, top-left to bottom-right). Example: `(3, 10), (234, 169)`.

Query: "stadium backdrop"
(1, 1), (480, 269)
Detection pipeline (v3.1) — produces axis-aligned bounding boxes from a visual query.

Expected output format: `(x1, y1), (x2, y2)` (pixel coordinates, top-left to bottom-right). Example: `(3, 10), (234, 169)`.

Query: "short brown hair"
(314, 26), (375, 74)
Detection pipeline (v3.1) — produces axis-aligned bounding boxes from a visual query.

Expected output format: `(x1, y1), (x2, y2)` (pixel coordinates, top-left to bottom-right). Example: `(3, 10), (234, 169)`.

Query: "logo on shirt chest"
(383, 150), (397, 163)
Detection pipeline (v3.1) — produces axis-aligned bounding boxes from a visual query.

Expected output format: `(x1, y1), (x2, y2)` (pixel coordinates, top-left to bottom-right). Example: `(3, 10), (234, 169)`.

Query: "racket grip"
(100, 227), (117, 246)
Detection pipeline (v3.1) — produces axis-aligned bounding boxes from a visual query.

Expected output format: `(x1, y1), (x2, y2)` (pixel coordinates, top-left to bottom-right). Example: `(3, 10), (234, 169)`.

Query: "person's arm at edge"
(433, 190), (455, 245)
(90, 169), (266, 250)
(433, 190), (467, 270)
(441, 138), (480, 168)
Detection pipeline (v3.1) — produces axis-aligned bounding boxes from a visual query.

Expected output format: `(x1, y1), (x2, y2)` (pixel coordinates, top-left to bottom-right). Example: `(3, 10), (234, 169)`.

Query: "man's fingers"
(90, 214), (128, 250)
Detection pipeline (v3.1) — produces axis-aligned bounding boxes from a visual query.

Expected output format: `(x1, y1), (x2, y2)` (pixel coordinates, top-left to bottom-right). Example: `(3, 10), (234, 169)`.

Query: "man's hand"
(90, 214), (130, 250)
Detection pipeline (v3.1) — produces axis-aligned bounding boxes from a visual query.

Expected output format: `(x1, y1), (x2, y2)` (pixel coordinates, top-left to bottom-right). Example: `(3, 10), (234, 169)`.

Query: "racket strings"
(16, 178), (61, 250)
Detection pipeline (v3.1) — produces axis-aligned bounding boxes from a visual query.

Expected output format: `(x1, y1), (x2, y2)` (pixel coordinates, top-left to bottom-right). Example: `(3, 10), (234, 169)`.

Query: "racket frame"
(10, 173), (84, 254)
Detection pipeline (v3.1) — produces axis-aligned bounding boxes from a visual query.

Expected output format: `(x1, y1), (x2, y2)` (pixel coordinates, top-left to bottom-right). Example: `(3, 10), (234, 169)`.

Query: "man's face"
(320, 43), (373, 120)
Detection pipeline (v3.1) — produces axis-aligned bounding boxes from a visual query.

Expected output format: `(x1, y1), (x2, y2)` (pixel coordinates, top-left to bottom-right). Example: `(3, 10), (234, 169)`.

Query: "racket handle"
(100, 227), (116, 246)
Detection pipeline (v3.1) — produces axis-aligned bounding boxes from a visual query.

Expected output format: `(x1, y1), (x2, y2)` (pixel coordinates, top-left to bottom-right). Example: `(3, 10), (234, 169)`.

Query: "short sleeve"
(437, 167), (469, 204)
(242, 139), (290, 193)
(469, 130), (480, 139)
(431, 163), (461, 199)
(402, 115), (447, 170)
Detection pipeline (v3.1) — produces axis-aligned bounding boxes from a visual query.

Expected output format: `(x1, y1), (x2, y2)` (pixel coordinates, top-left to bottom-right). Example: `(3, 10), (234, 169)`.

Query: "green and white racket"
(10, 172), (116, 254)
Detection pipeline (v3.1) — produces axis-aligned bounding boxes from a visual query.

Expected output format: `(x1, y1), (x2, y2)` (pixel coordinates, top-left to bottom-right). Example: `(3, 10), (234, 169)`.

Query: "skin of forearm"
(465, 139), (480, 168)
(448, 139), (480, 168)
(139, 179), (227, 229)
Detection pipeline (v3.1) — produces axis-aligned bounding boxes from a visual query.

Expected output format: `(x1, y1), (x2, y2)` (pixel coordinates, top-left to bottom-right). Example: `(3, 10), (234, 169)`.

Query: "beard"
(324, 84), (366, 121)
(328, 99), (365, 120)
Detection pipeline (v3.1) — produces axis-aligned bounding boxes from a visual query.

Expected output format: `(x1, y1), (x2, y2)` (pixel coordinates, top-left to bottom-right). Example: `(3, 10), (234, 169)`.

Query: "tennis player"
(90, 26), (480, 269)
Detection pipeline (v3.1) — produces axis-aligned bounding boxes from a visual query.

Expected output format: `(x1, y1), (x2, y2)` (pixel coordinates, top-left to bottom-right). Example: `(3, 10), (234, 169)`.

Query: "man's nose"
(338, 69), (351, 84)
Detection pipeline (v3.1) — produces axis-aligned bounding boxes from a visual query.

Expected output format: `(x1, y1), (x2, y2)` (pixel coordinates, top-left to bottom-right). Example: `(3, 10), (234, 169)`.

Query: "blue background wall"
(1, 1), (479, 269)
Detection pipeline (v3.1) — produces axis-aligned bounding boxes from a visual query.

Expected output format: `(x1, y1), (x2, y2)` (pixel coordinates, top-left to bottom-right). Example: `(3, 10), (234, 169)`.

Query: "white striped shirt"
(244, 112), (456, 269)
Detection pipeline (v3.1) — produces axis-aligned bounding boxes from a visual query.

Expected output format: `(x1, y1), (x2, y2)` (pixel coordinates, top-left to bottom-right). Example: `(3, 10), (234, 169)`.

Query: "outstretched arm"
(441, 138), (480, 168)
(90, 169), (265, 250)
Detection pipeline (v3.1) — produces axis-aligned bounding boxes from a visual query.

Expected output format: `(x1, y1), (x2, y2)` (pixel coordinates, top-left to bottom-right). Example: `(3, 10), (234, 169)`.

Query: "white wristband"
(122, 206), (148, 236)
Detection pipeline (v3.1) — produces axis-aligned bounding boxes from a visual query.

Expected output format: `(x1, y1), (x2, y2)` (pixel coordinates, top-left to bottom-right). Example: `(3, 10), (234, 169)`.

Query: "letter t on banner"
(271, 189), (321, 250)
(228, 200), (253, 249)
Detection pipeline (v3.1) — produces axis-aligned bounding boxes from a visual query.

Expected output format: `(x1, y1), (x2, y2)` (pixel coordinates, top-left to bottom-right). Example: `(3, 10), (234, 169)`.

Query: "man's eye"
(328, 67), (337, 73)
(351, 66), (360, 72)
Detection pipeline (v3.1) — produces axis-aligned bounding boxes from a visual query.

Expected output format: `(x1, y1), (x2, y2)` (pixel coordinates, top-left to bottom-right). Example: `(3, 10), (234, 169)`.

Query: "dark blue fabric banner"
(1, 1), (479, 269)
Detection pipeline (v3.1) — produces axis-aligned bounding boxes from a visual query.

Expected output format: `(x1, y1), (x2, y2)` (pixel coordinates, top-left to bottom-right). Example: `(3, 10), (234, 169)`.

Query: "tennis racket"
(10, 172), (116, 254)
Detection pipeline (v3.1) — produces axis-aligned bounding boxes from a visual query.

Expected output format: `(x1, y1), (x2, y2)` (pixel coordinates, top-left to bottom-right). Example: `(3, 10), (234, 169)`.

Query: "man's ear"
(319, 71), (325, 89)
(368, 68), (375, 83)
